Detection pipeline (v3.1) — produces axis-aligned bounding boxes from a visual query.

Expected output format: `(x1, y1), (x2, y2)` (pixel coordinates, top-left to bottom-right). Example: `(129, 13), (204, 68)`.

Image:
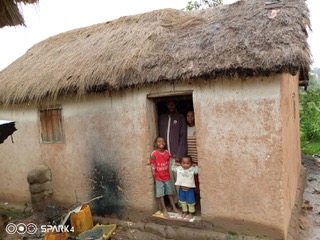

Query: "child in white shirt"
(172, 155), (198, 219)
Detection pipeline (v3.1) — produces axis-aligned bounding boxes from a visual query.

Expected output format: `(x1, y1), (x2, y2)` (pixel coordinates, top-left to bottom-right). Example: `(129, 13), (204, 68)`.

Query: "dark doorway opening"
(155, 95), (193, 118)
(153, 94), (201, 214)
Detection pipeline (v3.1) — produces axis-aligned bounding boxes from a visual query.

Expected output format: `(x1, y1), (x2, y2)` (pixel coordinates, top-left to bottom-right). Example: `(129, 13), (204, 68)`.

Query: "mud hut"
(0, 0), (311, 239)
(0, 0), (38, 28)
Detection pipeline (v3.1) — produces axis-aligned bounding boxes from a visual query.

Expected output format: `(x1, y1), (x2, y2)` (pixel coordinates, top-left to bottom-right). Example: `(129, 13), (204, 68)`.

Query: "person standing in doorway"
(150, 137), (181, 218)
(186, 110), (197, 162)
(159, 101), (187, 202)
(172, 155), (198, 220)
(186, 110), (200, 209)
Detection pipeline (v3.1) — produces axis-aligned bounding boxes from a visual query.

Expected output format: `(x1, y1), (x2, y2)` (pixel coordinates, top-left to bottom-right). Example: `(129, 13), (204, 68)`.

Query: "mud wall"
(280, 73), (301, 238)
(0, 90), (156, 220)
(38, 90), (156, 220)
(191, 76), (285, 238)
(0, 105), (41, 202)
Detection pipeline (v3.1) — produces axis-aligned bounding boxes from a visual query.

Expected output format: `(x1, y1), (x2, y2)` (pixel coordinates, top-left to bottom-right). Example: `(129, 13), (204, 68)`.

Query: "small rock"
(302, 204), (313, 210)
(312, 189), (320, 194)
(299, 224), (306, 230)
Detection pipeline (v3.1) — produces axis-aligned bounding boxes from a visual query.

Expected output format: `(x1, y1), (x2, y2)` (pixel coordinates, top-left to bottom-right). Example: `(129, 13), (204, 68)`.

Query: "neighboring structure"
(0, 120), (16, 143)
(0, 0), (310, 239)
(0, 0), (38, 28)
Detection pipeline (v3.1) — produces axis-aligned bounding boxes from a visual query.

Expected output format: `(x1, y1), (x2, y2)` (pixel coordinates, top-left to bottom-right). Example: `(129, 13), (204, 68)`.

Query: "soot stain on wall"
(90, 160), (123, 218)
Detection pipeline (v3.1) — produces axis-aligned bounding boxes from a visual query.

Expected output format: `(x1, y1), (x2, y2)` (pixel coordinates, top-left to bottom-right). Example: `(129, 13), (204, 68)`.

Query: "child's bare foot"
(187, 213), (194, 219)
(172, 206), (181, 215)
(163, 210), (169, 219)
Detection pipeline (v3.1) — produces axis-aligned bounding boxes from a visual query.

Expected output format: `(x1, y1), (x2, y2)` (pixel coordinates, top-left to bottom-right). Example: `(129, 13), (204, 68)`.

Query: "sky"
(0, 0), (319, 71)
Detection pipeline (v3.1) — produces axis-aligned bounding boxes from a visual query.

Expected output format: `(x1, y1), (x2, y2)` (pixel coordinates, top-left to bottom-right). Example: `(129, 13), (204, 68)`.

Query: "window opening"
(39, 106), (65, 144)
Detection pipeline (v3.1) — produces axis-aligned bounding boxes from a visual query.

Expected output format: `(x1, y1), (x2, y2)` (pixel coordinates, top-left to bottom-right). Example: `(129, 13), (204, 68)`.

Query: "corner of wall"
(280, 72), (302, 238)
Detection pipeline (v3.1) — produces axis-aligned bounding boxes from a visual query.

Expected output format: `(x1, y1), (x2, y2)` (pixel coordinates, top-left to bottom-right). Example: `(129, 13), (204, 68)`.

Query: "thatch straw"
(0, 0), (311, 104)
(0, 0), (24, 27)
(0, 0), (38, 28)
(15, 0), (38, 3)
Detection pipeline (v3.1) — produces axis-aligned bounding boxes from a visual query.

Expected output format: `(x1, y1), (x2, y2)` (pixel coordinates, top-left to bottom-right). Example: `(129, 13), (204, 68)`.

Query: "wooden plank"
(147, 90), (193, 99)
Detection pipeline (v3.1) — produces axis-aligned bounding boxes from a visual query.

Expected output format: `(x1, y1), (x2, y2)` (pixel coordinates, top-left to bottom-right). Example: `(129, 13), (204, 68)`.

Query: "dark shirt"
(159, 112), (187, 159)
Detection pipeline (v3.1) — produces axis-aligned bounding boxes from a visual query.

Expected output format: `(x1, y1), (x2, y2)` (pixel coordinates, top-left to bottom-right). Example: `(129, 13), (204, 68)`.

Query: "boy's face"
(155, 138), (166, 149)
(181, 157), (192, 169)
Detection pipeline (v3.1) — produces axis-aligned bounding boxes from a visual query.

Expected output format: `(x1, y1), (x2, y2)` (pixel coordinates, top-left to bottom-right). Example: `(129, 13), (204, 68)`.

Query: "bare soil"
(111, 226), (166, 240)
(299, 153), (320, 240)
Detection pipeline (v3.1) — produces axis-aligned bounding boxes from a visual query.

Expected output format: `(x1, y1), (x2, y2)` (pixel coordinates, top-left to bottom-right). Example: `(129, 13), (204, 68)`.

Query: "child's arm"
(193, 166), (199, 175)
(171, 162), (181, 172)
(150, 154), (156, 177)
(171, 164), (177, 172)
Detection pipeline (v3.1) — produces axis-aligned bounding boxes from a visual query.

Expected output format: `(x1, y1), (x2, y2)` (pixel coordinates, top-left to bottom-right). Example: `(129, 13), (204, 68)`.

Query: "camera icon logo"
(26, 223), (38, 234)
(5, 223), (17, 235)
(5, 223), (38, 235)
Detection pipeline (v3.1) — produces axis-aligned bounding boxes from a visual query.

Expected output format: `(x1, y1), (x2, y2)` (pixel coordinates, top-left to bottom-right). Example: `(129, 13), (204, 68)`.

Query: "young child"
(172, 155), (198, 219)
(150, 137), (180, 218)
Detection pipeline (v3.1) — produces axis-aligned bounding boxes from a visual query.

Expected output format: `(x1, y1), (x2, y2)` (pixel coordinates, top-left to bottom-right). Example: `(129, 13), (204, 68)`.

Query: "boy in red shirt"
(150, 137), (180, 218)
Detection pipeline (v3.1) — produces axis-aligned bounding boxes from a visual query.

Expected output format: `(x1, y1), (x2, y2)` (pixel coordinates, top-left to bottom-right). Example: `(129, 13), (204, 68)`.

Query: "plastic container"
(44, 231), (68, 240)
(92, 224), (117, 239)
(77, 228), (103, 240)
(70, 204), (94, 236)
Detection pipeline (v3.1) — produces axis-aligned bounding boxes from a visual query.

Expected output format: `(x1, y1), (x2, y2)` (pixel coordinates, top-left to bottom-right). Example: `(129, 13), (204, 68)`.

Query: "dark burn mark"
(90, 160), (123, 218)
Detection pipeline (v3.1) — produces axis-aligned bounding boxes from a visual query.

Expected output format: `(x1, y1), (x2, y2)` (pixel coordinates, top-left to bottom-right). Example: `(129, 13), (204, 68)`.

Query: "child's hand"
(175, 162), (181, 166)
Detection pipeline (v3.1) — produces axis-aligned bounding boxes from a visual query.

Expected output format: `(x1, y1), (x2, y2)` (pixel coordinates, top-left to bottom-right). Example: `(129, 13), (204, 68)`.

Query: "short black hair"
(154, 136), (165, 144)
(182, 155), (192, 163)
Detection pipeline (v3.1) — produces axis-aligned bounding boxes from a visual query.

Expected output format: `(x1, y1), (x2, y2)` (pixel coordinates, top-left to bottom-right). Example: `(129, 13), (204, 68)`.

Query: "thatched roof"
(0, 0), (38, 28)
(0, 0), (311, 104)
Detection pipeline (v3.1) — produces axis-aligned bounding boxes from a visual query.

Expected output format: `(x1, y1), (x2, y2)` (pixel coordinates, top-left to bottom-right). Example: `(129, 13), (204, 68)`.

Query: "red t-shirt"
(150, 150), (170, 181)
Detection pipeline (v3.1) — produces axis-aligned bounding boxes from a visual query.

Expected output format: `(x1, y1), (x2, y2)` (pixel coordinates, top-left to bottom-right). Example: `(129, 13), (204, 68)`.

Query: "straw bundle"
(0, 0), (38, 28)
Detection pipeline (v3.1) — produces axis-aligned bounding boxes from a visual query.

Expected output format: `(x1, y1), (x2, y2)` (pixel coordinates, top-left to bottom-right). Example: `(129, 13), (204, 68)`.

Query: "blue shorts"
(178, 187), (195, 205)
(155, 180), (174, 198)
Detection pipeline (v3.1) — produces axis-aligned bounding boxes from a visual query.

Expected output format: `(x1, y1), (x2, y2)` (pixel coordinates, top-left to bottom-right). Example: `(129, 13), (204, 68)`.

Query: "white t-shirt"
(172, 166), (198, 188)
(187, 126), (196, 137)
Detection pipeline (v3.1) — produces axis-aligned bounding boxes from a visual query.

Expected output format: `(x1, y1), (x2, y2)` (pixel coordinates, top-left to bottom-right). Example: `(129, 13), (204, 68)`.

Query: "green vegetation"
(0, 206), (32, 220)
(307, 176), (317, 182)
(184, 0), (223, 11)
(302, 141), (320, 155)
(300, 71), (320, 155)
(225, 231), (237, 240)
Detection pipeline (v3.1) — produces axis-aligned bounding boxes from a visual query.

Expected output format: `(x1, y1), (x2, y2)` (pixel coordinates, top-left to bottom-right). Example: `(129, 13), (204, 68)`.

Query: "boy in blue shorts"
(172, 155), (198, 219)
(150, 137), (180, 218)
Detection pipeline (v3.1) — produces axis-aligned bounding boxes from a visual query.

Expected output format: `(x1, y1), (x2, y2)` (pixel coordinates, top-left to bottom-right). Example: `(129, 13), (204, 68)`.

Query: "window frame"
(39, 105), (65, 144)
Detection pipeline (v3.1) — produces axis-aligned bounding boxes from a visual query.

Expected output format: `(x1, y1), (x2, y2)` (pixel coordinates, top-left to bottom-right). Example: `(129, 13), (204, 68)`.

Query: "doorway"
(150, 93), (201, 214)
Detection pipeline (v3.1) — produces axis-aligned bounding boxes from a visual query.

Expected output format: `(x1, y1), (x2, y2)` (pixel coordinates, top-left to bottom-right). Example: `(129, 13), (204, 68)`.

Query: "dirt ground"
(1, 154), (320, 240)
(110, 226), (166, 240)
(299, 153), (320, 240)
